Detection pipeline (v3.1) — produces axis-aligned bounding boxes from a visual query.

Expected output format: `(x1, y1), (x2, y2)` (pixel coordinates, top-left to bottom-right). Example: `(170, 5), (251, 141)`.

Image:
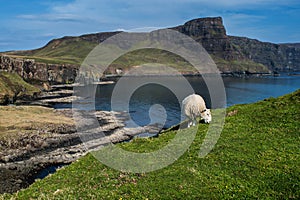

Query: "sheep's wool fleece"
(182, 94), (206, 119)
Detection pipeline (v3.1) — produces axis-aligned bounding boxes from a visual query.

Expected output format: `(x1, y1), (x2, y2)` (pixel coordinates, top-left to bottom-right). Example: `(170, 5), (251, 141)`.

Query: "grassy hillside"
(9, 37), (98, 65)
(212, 56), (269, 73)
(0, 72), (39, 104)
(6, 33), (269, 73)
(1, 90), (299, 199)
(9, 46), (269, 74)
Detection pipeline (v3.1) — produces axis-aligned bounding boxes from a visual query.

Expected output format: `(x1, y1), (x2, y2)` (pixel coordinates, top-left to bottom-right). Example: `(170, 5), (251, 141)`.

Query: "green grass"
(1, 90), (299, 199)
(212, 55), (269, 73)
(0, 72), (40, 104)
(11, 37), (97, 65)
(106, 48), (196, 74)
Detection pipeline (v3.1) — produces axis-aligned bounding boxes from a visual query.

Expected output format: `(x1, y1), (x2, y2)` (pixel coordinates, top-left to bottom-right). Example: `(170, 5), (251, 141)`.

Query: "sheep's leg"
(192, 119), (196, 126)
(188, 120), (192, 128)
(187, 117), (193, 128)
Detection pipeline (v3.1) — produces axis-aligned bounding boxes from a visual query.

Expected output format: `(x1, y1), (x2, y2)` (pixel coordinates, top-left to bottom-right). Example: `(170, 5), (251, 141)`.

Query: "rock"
(172, 17), (300, 72)
(43, 82), (52, 91)
(172, 17), (244, 60)
(0, 109), (163, 194)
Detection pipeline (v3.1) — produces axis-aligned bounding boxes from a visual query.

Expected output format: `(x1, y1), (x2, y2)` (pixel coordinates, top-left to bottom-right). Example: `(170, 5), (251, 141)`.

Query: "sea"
(56, 73), (300, 129)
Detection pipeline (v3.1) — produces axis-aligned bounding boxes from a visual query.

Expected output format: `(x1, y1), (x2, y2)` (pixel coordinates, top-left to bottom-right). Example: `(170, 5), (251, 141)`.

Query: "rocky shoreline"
(0, 85), (161, 194)
(2, 72), (292, 194)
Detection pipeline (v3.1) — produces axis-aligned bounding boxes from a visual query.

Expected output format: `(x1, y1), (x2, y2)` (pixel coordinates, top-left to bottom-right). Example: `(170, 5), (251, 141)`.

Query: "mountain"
(1, 17), (300, 84)
(172, 17), (300, 72)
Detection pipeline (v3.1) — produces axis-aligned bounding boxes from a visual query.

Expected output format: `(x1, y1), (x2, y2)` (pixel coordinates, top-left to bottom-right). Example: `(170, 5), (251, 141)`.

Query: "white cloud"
(18, 13), (82, 22)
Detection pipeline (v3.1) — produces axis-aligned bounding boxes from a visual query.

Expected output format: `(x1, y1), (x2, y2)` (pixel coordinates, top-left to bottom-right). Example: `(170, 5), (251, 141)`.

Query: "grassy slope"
(212, 56), (269, 73)
(9, 38), (97, 65)
(1, 90), (299, 199)
(107, 48), (196, 74)
(0, 72), (39, 104)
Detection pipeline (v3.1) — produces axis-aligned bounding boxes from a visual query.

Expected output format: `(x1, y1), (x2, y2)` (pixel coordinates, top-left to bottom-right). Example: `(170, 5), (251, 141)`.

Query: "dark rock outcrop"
(173, 17), (300, 72)
(172, 17), (244, 60)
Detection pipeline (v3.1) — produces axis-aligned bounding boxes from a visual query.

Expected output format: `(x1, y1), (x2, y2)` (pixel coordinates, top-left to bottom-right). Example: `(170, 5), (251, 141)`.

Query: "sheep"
(182, 94), (211, 127)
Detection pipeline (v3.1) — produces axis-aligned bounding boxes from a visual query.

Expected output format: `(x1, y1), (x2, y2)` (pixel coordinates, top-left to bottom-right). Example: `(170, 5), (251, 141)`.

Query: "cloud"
(17, 14), (37, 20)
(18, 13), (83, 22)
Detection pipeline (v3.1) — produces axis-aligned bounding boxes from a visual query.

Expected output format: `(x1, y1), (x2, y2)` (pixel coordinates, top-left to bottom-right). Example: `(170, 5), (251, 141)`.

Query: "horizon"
(0, 0), (299, 52)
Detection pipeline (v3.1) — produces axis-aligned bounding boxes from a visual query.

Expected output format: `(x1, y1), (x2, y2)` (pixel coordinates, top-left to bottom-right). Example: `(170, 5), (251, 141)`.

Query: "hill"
(1, 17), (300, 84)
(1, 18), (269, 72)
(11, 31), (121, 65)
(1, 89), (299, 199)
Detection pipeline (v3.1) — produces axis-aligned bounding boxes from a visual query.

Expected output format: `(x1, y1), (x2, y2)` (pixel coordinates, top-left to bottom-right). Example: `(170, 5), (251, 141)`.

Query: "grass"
(1, 89), (299, 199)
(0, 72), (40, 104)
(0, 106), (74, 151)
(10, 37), (97, 65)
(211, 55), (269, 73)
(106, 48), (196, 74)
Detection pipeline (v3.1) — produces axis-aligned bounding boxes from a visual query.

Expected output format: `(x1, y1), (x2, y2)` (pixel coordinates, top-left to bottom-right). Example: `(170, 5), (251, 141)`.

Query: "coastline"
(1, 72), (299, 194)
(0, 106), (160, 194)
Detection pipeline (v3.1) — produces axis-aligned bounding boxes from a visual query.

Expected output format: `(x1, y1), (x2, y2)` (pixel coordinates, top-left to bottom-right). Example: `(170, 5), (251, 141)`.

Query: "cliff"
(173, 17), (300, 72)
(172, 17), (244, 60)
(0, 55), (78, 84)
(229, 36), (300, 71)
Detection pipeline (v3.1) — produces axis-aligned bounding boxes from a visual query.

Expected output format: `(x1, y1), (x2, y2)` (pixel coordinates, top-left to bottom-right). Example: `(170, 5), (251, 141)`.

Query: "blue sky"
(0, 0), (299, 51)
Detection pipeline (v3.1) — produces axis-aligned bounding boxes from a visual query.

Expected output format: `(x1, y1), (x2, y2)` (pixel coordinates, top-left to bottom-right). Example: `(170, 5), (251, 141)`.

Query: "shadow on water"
(34, 164), (67, 180)
(0, 163), (68, 194)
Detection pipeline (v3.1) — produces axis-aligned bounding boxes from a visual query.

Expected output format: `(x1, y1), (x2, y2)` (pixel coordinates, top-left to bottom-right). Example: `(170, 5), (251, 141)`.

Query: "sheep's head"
(201, 109), (212, 123)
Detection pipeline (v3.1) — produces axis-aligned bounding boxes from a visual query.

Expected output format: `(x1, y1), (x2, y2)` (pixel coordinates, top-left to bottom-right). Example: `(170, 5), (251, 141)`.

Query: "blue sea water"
(56, 74), (300, 129)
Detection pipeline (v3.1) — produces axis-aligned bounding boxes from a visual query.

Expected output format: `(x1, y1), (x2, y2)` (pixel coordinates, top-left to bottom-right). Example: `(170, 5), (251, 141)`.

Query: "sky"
(0, 0), (299, 51)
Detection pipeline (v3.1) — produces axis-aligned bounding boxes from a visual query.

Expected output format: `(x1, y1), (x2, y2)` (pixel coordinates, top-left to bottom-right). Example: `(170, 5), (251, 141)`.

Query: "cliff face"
(229, 36), (300, 71)
(0, 55), (78, 84)
(172, 17), (244, 60)
(173, 17), (300, 71)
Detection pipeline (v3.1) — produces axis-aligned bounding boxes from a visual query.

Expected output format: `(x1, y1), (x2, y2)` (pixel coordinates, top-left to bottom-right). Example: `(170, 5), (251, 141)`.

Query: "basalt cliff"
(1, 17), (300, 84)
(172, 17), (300, 72)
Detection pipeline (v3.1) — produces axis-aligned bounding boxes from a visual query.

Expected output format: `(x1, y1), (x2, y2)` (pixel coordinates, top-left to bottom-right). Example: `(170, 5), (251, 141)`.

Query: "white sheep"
(182, 94), (211, 127)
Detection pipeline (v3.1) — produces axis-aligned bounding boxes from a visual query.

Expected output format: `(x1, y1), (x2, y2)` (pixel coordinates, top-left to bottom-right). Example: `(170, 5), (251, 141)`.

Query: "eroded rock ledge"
(0, 109), (160, 194)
